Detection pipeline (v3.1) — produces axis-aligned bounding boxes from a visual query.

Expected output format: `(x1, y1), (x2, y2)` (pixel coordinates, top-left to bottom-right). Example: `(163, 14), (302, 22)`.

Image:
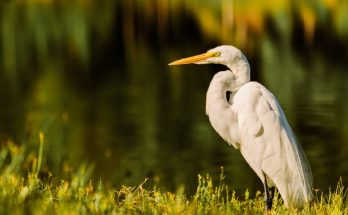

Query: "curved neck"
(205, 71), (233, 116)
(226, 56), (250, 92)
(206, 57), (251, 115)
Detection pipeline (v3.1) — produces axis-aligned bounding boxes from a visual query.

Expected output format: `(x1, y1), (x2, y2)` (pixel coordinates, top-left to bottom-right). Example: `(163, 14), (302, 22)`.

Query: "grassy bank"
(0, 141), (347, 214)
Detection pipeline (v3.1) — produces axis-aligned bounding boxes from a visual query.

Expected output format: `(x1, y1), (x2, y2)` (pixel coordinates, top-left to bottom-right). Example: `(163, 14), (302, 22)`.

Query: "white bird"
(169, 45), (313, 211)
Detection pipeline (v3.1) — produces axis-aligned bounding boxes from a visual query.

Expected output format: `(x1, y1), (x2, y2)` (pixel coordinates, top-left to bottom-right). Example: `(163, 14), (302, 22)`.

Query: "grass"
(0, 139), (347, 214)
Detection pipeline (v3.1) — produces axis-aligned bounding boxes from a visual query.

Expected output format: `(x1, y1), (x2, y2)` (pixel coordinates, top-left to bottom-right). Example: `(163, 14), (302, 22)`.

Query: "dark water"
(1, 1), (348, 195)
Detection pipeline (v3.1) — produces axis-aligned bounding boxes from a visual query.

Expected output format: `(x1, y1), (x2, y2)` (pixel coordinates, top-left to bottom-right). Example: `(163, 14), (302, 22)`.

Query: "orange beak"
(168, 52), (217, 66)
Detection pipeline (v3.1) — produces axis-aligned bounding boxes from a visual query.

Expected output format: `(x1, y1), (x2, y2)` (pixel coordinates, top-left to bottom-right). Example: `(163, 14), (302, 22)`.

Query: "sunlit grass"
(0, 141), (347, 214)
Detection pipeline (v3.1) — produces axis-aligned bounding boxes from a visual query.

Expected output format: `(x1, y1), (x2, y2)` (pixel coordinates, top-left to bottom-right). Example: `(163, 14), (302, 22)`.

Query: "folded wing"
(232, 82), (313, 209)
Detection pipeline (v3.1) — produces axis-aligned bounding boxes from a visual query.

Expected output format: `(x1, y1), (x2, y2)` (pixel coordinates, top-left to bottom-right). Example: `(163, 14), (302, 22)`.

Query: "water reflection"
(0, 1), (348, 195)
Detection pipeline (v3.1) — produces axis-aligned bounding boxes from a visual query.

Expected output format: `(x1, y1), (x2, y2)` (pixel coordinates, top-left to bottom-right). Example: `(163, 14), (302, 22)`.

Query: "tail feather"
(277, 117), (313, 208)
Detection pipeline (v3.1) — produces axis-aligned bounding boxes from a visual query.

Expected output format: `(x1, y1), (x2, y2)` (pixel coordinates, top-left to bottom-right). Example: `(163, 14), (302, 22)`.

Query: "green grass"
(0, 141), (347, 214)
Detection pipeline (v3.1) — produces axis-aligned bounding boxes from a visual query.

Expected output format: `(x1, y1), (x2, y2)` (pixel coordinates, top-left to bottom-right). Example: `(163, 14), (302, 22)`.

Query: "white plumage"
(169, 45), (313, 210)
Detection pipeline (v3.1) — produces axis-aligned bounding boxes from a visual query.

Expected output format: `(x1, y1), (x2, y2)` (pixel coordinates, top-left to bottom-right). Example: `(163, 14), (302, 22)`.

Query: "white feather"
(203, 46), (313, 209)
(172, 45), (313, 209)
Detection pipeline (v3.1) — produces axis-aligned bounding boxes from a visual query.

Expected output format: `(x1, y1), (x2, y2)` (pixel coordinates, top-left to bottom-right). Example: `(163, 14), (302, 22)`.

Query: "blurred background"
(0, 0), (348, 195)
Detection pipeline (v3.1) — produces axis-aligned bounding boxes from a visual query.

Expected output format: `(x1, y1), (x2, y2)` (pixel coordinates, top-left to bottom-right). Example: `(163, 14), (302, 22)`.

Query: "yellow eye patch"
(211, 52), (221, 57)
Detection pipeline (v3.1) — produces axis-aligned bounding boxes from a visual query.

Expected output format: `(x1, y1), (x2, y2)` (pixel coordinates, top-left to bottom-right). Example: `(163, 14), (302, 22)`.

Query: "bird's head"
(169, 45), (247, 68)
(169, 45), (251, 87)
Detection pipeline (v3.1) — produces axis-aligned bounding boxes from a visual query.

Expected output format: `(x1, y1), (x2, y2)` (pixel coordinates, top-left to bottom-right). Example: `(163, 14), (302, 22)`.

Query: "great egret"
(169, 45), (313, 211)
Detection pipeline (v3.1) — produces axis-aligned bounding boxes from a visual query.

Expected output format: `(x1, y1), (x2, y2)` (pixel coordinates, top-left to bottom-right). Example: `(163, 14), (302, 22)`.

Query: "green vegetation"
(1, 0), (348, 193)
(0, 3), (348, 213)
(0, 139), (347, 214)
